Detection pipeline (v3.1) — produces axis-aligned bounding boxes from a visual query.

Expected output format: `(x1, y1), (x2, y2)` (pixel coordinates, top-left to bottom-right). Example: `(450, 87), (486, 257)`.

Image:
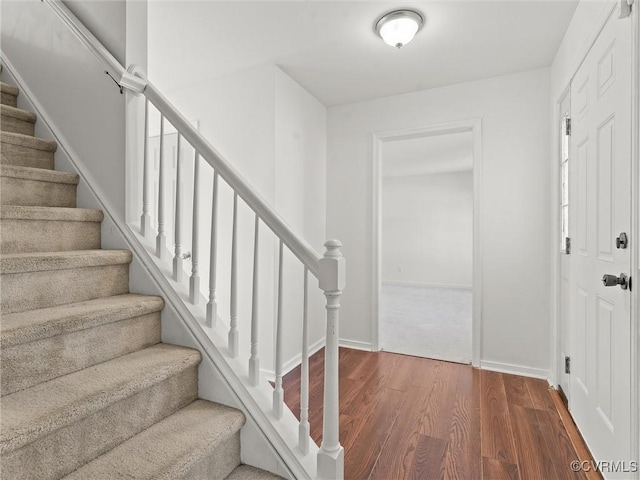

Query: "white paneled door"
(569, 4), (633, 474)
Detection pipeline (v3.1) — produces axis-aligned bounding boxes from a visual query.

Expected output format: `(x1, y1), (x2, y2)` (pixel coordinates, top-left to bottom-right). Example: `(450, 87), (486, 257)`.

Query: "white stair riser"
(1, 115), (34, 136)
(1, 264), (129, 314)
(1, 176), (76, 207)
(1, 143), (54, 170)
(1, 219), (101, 254)
(1, 367), (198, 480)
(1, 312), (161, 396)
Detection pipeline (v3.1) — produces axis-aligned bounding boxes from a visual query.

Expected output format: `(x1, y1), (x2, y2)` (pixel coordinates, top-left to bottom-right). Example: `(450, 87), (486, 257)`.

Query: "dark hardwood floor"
(282, 348), (596, 480)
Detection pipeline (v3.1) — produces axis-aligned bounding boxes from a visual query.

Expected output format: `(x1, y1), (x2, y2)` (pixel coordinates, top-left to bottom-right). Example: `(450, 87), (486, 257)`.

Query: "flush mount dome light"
(375, 9), (424, 48)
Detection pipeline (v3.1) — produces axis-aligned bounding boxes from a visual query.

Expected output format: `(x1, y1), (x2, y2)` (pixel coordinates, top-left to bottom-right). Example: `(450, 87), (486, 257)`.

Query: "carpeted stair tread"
(1, 294), (163, 396)
(64, 400), (246, 479)
(1, 131), (57, 153)
(0, 164), (77, 184)
(226, 465), (283, 480)
(0, 249), (131, 274)
(0, 132), (56, 170)
(1, 206), (103, 254)
(1, 294), (164, 348)
(1, 164), (78, 208)
(0, 82), (19, 97)
(1, 104), (36, 123)
(0, 205), (102, 222)
(1, 82), (19, 107)
(0, 343), (201, 454)
(1, 250), (131, 314)
(1, 105), (36, 135)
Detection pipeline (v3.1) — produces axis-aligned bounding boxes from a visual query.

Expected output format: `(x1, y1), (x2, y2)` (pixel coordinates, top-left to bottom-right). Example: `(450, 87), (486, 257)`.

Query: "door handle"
(602, 273), (629, 290)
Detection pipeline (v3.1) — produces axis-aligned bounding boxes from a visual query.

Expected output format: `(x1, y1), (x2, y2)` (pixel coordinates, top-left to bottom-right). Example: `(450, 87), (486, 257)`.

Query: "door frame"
(551, 0), (640, 470)
(553, 85), (572, 396)
(371, 118), (483, 366)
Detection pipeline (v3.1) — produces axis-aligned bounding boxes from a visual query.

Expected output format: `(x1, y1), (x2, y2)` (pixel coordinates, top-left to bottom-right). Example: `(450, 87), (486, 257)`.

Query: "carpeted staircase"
(0, 80), (282, 480)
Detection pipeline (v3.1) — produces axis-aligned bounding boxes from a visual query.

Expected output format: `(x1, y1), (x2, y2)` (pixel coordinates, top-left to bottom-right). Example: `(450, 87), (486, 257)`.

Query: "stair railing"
(43, 1), (344, 478)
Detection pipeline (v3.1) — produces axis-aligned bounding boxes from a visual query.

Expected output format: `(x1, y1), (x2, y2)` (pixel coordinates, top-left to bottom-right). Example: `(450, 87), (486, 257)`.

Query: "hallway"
(283, 348), (595, 480)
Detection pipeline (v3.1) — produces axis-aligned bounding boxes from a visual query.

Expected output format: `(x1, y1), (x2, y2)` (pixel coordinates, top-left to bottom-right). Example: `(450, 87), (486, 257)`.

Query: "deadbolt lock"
(616, 232), (628, 249)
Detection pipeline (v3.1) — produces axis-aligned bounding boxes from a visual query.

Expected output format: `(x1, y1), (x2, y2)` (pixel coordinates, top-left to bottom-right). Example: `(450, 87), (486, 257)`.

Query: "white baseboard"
(382, 280), (473, 290)
(338, 338), (374, 351)
(480, 360), (549, 381)
(260, 338), (375, 381)
(261, 338), (325, 382)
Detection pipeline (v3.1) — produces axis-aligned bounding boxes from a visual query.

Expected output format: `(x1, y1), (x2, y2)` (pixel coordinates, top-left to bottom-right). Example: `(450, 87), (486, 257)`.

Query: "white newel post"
(317, 240), (345, 480)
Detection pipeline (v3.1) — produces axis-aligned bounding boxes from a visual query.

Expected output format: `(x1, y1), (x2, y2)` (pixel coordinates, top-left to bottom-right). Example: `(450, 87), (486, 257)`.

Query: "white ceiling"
(383, 131), (474, 177)
(148, 1), (578, 106)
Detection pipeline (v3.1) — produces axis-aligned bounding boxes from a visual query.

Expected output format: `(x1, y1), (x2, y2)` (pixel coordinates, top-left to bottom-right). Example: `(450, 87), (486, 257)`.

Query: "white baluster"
(249, 213), (260, 386)
(155, 115), (166, 259)
(173, 134), (184, 282)
(206, 172), (219, 327)
(298, 267), (310, 454)
(273, 240), (284, 419)
(140, 98), (151, 237)
(317, 240), (345, 480)
(189, 152), (200, 304)
(228, 192), (239, 358)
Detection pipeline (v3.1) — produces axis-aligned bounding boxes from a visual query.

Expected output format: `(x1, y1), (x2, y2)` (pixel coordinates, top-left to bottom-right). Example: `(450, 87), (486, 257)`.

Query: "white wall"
(382, 170), (473, 287)
(1, 0), (127, 219)
(275, 70), (327, 255)
(327, 68), (552, 374)
(63, 0), (126, 65)
(274, 69), (328, 369)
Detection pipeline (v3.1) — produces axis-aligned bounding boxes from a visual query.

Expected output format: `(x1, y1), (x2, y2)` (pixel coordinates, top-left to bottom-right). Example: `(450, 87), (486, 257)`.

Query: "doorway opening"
(372, 120), (482, 366)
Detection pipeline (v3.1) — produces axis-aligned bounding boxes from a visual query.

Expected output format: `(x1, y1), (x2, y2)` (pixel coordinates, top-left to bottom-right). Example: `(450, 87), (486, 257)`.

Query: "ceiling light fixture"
(375, 9), (424, 49)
